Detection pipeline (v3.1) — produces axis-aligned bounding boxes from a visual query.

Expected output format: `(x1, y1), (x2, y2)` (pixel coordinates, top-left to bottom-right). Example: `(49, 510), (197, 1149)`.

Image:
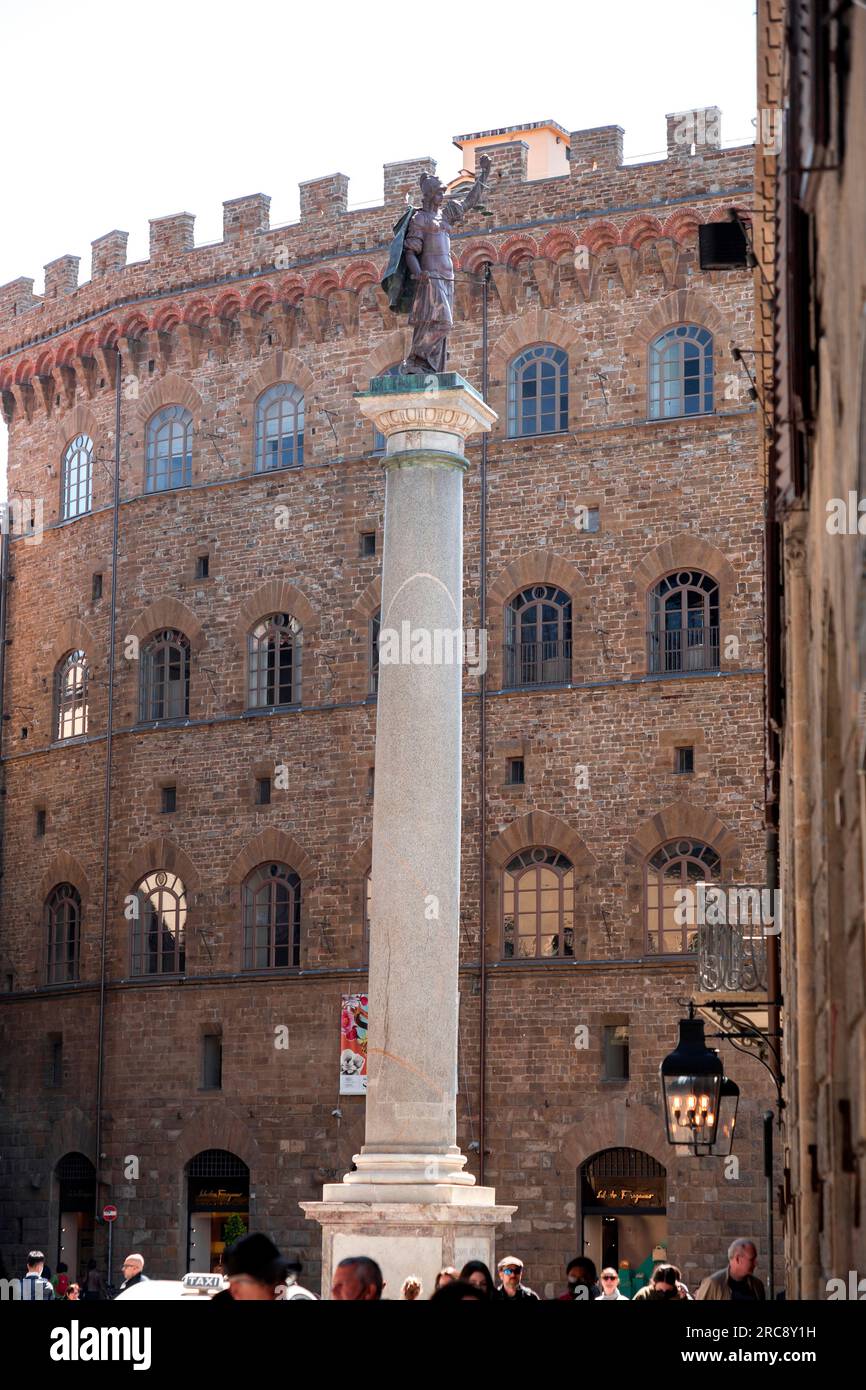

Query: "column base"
(301, 1194), (517, 1300)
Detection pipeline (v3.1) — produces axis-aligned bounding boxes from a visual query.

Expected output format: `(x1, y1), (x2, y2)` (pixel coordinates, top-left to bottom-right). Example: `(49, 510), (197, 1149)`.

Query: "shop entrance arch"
(579, 1147), (667, 1298)
(185, 1149), (250, 1272)
(56, 1152), (96, 1279)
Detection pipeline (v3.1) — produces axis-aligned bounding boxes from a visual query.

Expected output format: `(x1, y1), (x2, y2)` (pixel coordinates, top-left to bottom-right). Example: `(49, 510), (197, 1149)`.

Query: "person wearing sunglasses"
(494, 1255), (540, 1301)
(595, 1267), (629, 1300)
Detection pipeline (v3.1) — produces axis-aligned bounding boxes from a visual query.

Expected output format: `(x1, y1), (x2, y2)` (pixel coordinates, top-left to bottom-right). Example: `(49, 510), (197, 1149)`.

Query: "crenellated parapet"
(0, 107), (752, 425)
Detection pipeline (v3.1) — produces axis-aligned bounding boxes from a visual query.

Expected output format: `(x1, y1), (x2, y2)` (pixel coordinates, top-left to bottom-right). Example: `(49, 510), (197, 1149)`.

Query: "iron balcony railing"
(505, 638), (572, 688)
(647, 624), (720, 674)
(697, 898), (770, 994)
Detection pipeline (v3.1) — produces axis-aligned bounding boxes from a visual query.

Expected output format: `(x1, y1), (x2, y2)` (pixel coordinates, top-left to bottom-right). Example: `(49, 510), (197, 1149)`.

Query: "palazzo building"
(0, 108), (779, 1294)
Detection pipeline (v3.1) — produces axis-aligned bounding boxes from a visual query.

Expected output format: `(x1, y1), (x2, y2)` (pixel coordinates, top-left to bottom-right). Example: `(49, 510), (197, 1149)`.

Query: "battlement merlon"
(0, 108), (754, 348)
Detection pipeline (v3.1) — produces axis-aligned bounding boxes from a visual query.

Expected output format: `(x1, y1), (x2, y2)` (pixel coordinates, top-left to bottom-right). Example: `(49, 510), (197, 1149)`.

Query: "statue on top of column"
(382, 154), (492, 376)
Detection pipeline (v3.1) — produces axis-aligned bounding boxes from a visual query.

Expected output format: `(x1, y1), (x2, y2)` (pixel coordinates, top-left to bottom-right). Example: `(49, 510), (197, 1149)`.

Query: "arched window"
(372, 364), (402, 452)
(61, 434), (93, 520)
(255, 383), (304, 471)
(645, 839), (721, 955)
(370, 610), (380, 696)
(131, 870), (187, 975)
(247, 613), (301, 708)
(55, 650), (89, 740)
(45, 884), (81, 983)
(503, 847), (575, 959)
(649, 571), (720, 673)
(140, 630), (190, 721)
(242, 862), (301, 969)
(507, 345), (568, 437)
(649, 325), (713, 419)
(505, 585), (572, 687)
(146, 406), (193, 492)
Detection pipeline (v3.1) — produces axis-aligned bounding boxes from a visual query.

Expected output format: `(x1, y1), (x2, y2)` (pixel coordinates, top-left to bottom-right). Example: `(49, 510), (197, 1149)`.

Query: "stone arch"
(129, 596), (205, 652)
(235, 579), (318, 706)
(619, 215), (664, 249)
(127, 598), (206, 721)
(622, 802), (743, 957)
(175, 1115), (263, 1173)
(560, 1105), (671, 1173)
(484, 811), (597, 961)
(357, 330), (411, 386)
(624, 291), (733, 420)
(50, 617), (98, 668)
(36, 853), (91, 982)
(54, 404), (105, 515)
(348, 577), (382, 700)
(120, 838), (202, 898)
(486, 549), (590, 688)
(238, 350), (315, 468)
(488, 308), (581, 435)
(127, 372), (204, 493)
(227, 828), (316, 890)
(626, 533), (738, 675)
(38, 850), (91, 907)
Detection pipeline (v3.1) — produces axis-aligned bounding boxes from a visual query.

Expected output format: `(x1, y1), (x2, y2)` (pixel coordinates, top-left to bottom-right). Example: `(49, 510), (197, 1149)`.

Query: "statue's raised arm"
(381, 155), (493, 376)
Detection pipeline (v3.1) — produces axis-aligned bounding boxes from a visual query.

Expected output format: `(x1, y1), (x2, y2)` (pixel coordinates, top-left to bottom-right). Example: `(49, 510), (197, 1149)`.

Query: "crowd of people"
(7, 1236), (767, 1302)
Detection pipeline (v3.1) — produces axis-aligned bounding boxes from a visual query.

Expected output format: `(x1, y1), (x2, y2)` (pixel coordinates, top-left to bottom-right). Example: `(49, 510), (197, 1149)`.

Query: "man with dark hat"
(220, 1233), (286, 1301)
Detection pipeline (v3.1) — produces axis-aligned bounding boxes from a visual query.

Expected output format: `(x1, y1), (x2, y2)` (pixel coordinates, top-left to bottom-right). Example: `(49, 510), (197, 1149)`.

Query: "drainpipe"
(785, 507), (819, 1299)
(94, 348), (122, 1230)
(478, 264), (491, 1186)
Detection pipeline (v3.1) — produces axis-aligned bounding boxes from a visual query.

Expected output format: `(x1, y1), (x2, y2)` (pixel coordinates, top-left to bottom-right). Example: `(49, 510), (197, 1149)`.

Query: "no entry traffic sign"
(102, 1204), (117, 1222)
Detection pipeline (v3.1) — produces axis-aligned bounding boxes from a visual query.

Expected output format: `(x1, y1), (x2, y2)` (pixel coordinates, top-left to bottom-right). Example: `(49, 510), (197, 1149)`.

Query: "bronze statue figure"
(382, 155), (492, 375)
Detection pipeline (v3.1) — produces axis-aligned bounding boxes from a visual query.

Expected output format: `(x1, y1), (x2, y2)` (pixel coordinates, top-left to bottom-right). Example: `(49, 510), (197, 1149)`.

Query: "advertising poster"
(340, 993), (368, 1095)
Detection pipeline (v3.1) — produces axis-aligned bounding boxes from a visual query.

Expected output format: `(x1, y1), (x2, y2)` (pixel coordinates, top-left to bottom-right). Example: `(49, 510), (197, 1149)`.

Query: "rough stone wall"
(0, 110), (777, 1293)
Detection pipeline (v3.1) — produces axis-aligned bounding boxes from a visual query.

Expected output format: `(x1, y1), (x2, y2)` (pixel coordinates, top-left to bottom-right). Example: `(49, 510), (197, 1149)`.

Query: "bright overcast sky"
(0, 0), (758, 492)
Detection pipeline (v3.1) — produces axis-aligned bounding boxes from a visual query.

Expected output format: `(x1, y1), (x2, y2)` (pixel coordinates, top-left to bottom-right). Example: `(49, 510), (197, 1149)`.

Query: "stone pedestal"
(301, 374), (515, 1298)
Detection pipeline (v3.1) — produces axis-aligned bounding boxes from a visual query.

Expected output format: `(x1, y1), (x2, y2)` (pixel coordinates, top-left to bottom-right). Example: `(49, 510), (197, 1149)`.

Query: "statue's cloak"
(381, 206), (417, 314)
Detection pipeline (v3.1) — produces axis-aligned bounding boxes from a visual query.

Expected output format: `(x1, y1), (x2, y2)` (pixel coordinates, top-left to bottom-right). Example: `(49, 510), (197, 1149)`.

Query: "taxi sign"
(182, 1273), (225, 1290)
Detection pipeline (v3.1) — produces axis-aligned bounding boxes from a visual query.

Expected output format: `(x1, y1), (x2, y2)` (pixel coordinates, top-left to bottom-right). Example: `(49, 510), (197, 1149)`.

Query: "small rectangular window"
(675, 746), (694, 774)
(5, 973), (13, 992)
(196, 554), (209, 579)
(367, 767), (375, 796)
(35, 808), (46, 838)
(603, 1023), (629, 1080)
(506, 757), (525, 786)
(360, 531), (376, 557)
(92, 573), (103, 600)
(256, 777), (272, 806)
(575, 506), (600, 533)
(202, 1034), (222, 1090)
(48, 1035), (63, 1088)
(161, 785), (177, 814)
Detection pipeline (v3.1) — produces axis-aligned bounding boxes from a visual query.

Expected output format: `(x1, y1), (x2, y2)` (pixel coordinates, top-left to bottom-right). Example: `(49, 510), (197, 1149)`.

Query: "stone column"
(302, 373), (515, 1297)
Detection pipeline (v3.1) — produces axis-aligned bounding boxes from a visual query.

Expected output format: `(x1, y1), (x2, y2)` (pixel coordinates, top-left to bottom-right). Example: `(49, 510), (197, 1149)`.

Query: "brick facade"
(0, 109), (779, 1296)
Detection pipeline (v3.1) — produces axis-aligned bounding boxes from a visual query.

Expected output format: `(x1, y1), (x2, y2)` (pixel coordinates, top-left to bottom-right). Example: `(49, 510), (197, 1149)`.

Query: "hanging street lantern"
(708, 1072), (740, 1157)
(660, 1010), (724, 1152)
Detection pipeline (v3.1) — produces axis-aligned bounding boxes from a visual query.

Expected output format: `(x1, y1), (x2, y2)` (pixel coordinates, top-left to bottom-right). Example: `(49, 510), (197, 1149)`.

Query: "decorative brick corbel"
(654, 238), (682, 289)
(145, 328), (172, 371)
(490, 264), (521, 316)
(574, 252), (598, 303)
(239, 308), (263, 356)
(613, 246), (639, 297)
(96, 344), (119, 383)
(52, 363), (77, 410)
(453, 271), (474, 322)
(175, 323), (205, 371)
(302, 295), (329, 343)
(10, 381), (35, 423)
(331, 288), (359, 337)
(266, 303), (297, 350)
(207, 316), (231, 361)
(530, 257), (557, 308)
(34, 373), (55, 416)
(72, 354), (97, 399)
